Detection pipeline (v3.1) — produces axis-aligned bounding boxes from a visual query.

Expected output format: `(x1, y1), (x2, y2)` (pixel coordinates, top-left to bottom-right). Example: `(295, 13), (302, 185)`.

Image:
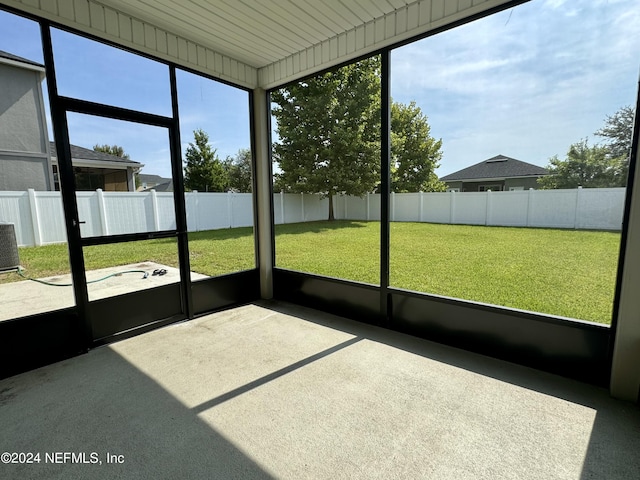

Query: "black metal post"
(169, 66), (193, 319)
(40, 23), (92, 347)
(380, 51), (391, 326)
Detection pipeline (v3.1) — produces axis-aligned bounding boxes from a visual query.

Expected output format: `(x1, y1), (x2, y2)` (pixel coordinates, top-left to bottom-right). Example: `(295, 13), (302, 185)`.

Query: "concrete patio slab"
(0, 300), (638, 479)
(0, 262), (207, 321)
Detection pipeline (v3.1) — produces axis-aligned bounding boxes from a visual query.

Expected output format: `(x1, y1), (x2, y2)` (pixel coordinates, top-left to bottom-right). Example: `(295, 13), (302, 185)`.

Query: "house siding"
(461, 180), (505, 192)
(0, 154), (51, 191)
(445, 181), (463, 191)
(443, 177), (543, 192)
(505, 177), (540, 190)
(0, 63), (53, 191)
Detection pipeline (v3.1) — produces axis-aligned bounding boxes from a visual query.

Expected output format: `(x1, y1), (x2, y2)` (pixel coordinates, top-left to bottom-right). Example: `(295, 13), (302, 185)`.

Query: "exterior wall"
(104, 170), (129, 191)
(461, 180), (505, 192)
(444, 177), (543, 192)
(444, 181), (463, 191)
(505, 177), (541, 190)
(0, 154), (50, 191)
(0, 64), (47, 153)
(0, 63), (53, 191)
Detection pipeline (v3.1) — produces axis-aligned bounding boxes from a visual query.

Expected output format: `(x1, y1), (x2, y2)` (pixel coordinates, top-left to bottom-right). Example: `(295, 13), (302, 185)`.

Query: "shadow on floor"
(261, 300), (640, 479)
(0, 348), (274, 480)
(2, 299), (639, 479)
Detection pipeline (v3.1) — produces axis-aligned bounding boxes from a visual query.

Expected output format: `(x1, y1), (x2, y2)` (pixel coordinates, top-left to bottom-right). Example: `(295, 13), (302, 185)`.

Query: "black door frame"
(41, 24), (193, 344)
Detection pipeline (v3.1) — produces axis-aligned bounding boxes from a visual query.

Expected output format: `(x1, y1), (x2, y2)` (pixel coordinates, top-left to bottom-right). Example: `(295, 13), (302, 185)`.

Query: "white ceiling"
(103, 0), (415, 68)
(1, 0), (517, 88)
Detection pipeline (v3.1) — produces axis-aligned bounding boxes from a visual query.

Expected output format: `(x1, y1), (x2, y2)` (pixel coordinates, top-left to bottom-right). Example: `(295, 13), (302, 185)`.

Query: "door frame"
(42, 25), (192, 343)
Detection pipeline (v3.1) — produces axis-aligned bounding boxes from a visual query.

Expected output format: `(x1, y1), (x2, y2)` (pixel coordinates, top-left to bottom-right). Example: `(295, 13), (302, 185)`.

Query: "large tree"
(183, 129), (227, 192)
(272, 57), (381, 220)
(594, 105), (635, 183)
(93, 144), (130, 159)
(595, 105), (634, 160)
(224, 148), (252, 193)
(538, 139), (626, 189)
(272, 57), (444, 219)
(391, 101), (445, 192)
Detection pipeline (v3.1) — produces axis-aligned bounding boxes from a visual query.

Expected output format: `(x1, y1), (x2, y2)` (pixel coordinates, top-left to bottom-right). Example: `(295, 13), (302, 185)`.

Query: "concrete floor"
(0, 262), (207, 321)
(0, 301), (638, 479)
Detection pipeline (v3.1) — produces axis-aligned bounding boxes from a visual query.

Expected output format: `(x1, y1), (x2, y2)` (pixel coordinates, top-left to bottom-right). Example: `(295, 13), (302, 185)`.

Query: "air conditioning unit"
(0, 223), (20, 272)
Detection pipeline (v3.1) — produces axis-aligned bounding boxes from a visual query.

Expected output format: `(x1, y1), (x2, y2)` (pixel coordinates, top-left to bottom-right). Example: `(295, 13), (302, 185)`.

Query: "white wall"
(0, 187), (626, 247)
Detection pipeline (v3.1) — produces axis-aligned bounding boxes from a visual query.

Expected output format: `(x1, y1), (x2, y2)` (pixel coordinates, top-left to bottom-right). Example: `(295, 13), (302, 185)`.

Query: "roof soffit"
(0, 0), (519, 90)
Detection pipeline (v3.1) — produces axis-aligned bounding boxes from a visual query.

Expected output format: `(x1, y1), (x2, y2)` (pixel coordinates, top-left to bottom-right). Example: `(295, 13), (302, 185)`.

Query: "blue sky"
(1, 0), (638, 178)
(392, 0), (640, 175)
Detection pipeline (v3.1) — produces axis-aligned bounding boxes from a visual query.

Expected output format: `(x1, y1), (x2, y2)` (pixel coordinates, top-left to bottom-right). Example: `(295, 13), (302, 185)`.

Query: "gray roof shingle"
(49, 142), (141, 165)
(144, 180), (173, 192)
(139, 174), (170, 184)
(440, 155), (548, 181)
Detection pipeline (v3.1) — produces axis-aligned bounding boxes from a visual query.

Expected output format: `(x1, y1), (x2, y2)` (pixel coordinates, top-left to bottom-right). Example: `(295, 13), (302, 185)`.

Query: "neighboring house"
(0, 50), (141, 192)
(138, 174), (173, 192)
(440, 154), (548, 192)
(50, 142), (141, 192)
(0, 50), (54, 191)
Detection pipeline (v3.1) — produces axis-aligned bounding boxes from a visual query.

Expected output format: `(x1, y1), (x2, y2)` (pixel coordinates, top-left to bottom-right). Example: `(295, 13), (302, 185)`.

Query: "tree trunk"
(328, 191), (334, 221)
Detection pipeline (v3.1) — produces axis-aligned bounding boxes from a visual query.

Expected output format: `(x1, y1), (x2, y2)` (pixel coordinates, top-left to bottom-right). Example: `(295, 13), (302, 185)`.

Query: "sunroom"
(0, 0), (639, 478)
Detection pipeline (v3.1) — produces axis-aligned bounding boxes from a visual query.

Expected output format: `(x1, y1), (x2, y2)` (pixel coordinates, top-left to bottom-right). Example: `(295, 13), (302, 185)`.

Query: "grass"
(275, 221), (620, 324)
(1, 227), (256, 283)
(1, 221), (620, 324)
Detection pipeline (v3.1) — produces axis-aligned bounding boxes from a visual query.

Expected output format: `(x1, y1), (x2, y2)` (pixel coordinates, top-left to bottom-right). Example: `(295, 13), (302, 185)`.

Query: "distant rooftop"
(440, 155), (548, 182)
(49, 142), (141, 166)
(0, 50), (44, 69)
(139, 174), (170, 184)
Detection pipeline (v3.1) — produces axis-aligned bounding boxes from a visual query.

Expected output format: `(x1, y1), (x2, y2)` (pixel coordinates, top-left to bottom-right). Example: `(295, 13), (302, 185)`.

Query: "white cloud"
(391, 0), (640, 176)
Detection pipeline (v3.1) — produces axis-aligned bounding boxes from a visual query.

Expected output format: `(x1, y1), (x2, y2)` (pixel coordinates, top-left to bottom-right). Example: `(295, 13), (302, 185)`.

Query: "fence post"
(526, 188), (534, 227)
(227, 191), (233, 228)
(96, 188), (109, 236)
(574, 186), (582, 229)
(27, 189), (42, 246)
(486, 190), (492, 225)
(280, 191), (285, 224)
(151, 189), (161, 231)
(449, 190), (455, 224)
(344, 195), (348, 220)
(301, 193), (305, 222)
(419, 192), (424, 222)
(391, 192), (395, 222)
(366, 193), (370, 221)
(191, 190), (199, 232)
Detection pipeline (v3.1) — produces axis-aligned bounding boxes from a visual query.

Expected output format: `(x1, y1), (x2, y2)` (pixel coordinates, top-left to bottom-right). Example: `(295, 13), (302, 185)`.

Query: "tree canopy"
(538, 139), (626, 189)
(272, 57), (381, 220)
(224, 148), (252, 193)
(183, 129), (227, 192)
(93, 144), (130, 159)
(595, 105), (634, 160)
(272, 56), (444, 219)
(391, 101), (445, 192)
(539, 106), (634, 189)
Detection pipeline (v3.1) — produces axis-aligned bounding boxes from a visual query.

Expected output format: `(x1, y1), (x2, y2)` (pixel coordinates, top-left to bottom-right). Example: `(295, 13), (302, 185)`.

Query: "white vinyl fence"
(0, 187), (626, 247)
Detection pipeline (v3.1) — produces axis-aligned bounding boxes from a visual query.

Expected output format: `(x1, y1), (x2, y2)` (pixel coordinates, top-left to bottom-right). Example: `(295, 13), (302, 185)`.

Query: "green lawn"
(2, 221), (620, 324)
(275, 221), (620, 324)
(1, 227), (256, 284)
